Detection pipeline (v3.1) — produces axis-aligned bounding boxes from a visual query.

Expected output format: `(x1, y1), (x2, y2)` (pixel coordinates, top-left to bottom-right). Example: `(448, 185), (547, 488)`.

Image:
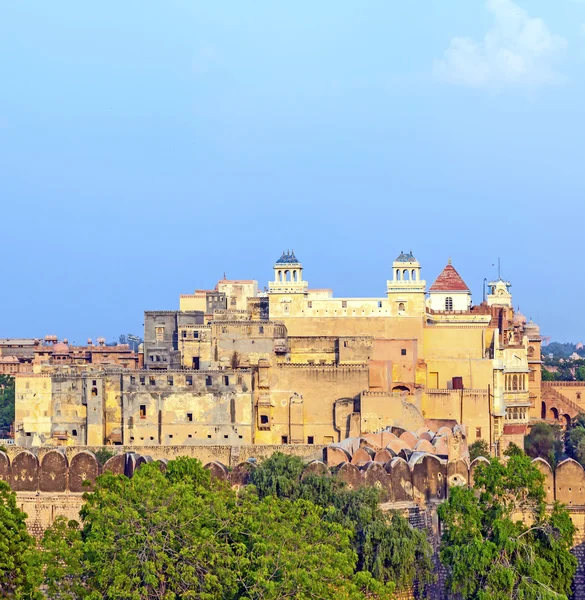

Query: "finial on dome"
(448, 257), (452, 265)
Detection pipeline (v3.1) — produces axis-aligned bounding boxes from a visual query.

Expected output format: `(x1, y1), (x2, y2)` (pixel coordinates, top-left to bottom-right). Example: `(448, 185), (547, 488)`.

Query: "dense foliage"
(566, 414), (585, 465)
(468, 439), (490, 461)
(0, 481), (41, 599)
(524, 421), (563, 465)
(0, 375), (15, 433)
(249, 452), (435, 595)
(438, 451), (577, 599)
(0, 455), (439, 599)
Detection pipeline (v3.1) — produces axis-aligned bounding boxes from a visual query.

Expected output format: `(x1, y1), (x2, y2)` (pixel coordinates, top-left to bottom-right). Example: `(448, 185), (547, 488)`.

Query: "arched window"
(284, 270), (291, 282)
(293, 270), (298, 282)
(403, 269), (409, 281)
(445, 297), (453, 311)
(396, 269), (401, 281)
(398, 302), (405, 313)
(278, 270), (282, 282)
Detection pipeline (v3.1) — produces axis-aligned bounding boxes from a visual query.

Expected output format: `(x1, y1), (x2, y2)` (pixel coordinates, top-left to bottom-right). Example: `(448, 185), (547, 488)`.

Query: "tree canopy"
(40, 456), (399, 599)
(438, 451), (577, 599)
(0, 375), (15, 433)
(0, 481), (41, 599)
(249, 452), (435, 595)
(524, 422), (563, 465)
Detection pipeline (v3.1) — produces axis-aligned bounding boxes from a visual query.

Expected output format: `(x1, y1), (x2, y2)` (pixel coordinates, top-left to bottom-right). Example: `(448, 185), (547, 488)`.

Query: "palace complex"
(11, 250), (581, 453)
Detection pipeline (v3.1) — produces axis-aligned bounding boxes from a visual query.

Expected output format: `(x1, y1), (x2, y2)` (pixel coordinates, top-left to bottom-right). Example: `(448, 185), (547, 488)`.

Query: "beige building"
(15, 250), (542, 454)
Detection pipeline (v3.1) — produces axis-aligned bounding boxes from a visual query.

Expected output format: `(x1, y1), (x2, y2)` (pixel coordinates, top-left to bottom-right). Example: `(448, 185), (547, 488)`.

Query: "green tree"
(566, 414), (585, 466)
(469, 439), (490, 461)
(42, 457), (394, 599)
(524, 422), (563, 465)
(541, 368), (558, 382)
(0, 375), (15, 432)
(249, 452), (435, 595)
(438, 452), (577, 599)
(576, 366), (585, 382)
(0, 481), (41, 599)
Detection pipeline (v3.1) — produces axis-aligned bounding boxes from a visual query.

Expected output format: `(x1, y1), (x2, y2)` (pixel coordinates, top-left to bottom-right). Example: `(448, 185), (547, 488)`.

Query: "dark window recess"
(91, 387), (98, 396)
(281, 436), (288, 444)
(182, 331), (187, 338)
(224, 434), (229, 439)
(130, 376), (136, 385)
(140, 376), (145, 385)
(401, 348), (407, 356)
(207, 434), (212, 439)
(307, 436), (314, 444)
(259, 326), (264, 334)
(223, 376), (229, 386)
(92, 380), (97, 386)
(186, 375), (193, 385)
(168, 434), (173, 439)
(72, 429), (77, 436)
(476, 427), (481, 438)
(194, 331), (199, 338)
(167, 376), (173, 386)
(150, 377), (156, 386)
(206, 376), (212, 386)
(260, 415), (269, 425)
(187, 413), (193, 422)
(188, 434), (192, 438)
(140, 405), (146, 418)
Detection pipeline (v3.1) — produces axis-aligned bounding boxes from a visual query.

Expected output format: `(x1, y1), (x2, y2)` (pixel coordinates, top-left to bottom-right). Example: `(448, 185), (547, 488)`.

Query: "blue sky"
(1, 1), (583, 343)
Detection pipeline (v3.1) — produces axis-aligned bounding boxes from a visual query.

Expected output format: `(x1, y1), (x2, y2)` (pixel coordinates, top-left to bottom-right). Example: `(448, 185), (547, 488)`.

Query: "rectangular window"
(150, 377), (155, 386)
(130, 376), (136, 385)
(140, 405), (146, 418)
(223, 375), (229, 386)
(194, 331), (199, 339)
(140, 375), (145, 385)
(308, 301), (313, 308)
(182, 331), (187, 338)
(260, 415), (269, 424)
(281, 436), (288, 444)
(259, 326), (264, 334)
(476, 427), (481, 438)
(186, 375), (192, 385)
(150, 356), (154, 361)
(206, 376), (212, 386)
(167, 376), (173, 386)
(377, 301), (382, 308)
(187, 413), (193, 422)
(308, 436), (314, 444)
(342, 301), (347, 308)
(401, 348), (407, 356)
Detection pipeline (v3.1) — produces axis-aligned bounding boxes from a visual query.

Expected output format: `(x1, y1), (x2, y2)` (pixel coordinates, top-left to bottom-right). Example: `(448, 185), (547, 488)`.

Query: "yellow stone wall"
(254, 364), (368, 445)
(15, 375), (53, 445)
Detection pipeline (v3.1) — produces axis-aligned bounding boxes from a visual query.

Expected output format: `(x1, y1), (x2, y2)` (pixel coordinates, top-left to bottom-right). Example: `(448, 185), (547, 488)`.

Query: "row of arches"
(276, 269), (301, 283)
(505, 373), (527, 392)
(395, 269), (419, 281)
(540, 402), (571, 427)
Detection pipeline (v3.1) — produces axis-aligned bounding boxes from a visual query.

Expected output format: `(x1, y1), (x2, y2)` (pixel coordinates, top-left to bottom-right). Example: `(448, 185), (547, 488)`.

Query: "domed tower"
(268, 250), (308, 317)
(386, 251), (426, 316)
